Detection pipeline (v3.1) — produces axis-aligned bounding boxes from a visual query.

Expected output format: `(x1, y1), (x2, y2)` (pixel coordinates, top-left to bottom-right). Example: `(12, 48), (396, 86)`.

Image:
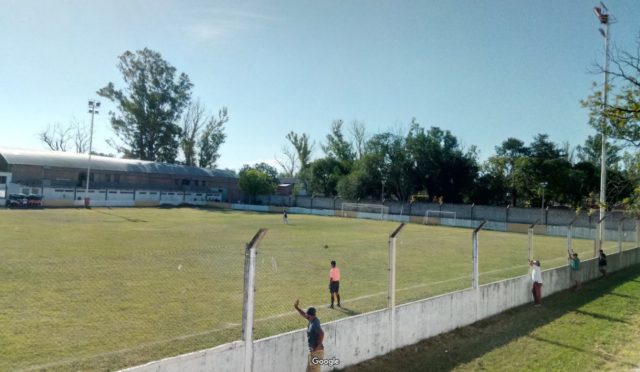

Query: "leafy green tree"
(580, 32), (640, 213)
(575, 134), (622, 168)
(336, 168), (368, 200)
(322, 120), (355, 164)
(364, 132), (413, 202)
(98, 48), (193, 163)
(198, 107), (229, 168)
(238, 164), (278, 202)
(405, 122), (477, 203)
(286, 131), (314, 171)
(308, 158), (348, 197)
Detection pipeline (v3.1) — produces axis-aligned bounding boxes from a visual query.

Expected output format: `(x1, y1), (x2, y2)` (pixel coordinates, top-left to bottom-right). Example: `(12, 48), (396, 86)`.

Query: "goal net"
(423, 210), (456, 225)
(341, 203), (390, 220)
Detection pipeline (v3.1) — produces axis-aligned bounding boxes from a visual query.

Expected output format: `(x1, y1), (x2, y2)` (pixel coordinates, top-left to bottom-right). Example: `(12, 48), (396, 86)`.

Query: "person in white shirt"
(528, 259), (543, 306)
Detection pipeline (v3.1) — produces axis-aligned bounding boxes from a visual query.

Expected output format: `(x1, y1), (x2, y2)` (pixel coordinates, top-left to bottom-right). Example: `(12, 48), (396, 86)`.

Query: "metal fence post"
(528, 219), (540, 261)
(617, 218), (624, 254)
(567, 216), (578, 255)
(595, 215), (608, 257)
(472, 221), (487, 290)
(242, 229), (267, 372)
(472, 220), (487, 322)
(388, 223), (405, 351)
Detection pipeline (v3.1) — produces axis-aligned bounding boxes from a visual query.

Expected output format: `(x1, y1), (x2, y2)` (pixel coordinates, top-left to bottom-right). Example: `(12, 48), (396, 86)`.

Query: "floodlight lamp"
(593, 6), (602, 18)
(600, 1), (608, 12)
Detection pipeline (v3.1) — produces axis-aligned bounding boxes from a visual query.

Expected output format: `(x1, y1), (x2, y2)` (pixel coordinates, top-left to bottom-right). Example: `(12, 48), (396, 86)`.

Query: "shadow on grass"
(334, 306), (360, 317)
(91, 208), (148, 223)
(528, 335), (639, 369)
(340, 264), (640, 372)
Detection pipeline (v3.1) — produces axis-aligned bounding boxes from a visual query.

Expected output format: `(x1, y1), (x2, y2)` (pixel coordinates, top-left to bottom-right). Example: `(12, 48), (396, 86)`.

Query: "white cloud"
(183, 7), (279, 44)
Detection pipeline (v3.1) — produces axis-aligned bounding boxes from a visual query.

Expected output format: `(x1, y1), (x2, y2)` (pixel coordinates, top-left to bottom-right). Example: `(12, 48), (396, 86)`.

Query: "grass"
(0, 207), (633, 371)
(341, 264), (640, 372)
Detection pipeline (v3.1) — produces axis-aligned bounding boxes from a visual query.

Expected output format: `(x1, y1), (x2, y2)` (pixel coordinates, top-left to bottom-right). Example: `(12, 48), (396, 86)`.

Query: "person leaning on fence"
(598, 249), (608, 278)
(294, 299), (324, 372)
(329, 260), (341, 309)
(569, 252), (582, 290)
(528, 259), (543, 306)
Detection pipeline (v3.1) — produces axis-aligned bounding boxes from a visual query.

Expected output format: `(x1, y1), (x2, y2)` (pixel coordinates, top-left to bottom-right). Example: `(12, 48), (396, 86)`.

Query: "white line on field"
(19, 262), (540, 371)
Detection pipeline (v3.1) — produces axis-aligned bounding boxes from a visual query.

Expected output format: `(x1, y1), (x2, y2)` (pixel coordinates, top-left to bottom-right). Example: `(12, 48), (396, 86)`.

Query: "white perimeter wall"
(123, 247), (640, 372)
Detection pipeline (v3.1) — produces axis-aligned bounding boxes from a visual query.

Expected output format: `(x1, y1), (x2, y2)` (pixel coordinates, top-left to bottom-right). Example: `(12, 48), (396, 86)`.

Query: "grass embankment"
(342, 265), (640, 372)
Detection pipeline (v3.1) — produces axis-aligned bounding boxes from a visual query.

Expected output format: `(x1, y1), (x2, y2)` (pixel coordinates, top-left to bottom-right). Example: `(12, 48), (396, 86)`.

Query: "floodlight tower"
(85, 100), (100, 196)
(593, 3), (611, 252)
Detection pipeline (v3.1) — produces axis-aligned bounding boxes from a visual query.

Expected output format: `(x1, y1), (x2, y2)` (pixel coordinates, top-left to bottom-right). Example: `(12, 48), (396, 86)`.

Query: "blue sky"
(1, 0), (639, 171)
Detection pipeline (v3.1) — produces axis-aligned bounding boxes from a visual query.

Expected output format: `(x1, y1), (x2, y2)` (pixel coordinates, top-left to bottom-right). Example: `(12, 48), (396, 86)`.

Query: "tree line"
(38, 41), (640, 212)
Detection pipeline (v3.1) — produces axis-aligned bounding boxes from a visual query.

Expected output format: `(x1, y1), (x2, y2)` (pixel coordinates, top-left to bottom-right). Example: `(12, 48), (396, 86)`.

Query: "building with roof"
(0, 147), (240, 207)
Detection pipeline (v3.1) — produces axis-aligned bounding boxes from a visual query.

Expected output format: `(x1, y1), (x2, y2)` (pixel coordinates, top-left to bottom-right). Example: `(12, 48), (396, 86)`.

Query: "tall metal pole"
(242, 229), (267, 372)
(85, 100), (100, 196)
(594, 4), (610, 253)
(388, 223), (405, 351)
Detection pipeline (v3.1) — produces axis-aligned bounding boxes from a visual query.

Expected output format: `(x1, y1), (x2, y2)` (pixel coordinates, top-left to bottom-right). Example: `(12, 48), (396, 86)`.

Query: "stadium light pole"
(594, 3), (611, 249)
(85, 100), (100, 196)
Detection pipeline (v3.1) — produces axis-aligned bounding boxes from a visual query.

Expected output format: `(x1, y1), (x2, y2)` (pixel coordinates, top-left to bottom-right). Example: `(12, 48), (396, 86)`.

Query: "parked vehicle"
(6, 194), (28, 208)
(27, 195), (43, 208)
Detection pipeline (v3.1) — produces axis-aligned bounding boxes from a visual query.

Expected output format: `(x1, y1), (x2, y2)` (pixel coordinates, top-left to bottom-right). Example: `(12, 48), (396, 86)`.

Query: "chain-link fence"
(0, 208), (246, 371)
(1, 207), (638, 371)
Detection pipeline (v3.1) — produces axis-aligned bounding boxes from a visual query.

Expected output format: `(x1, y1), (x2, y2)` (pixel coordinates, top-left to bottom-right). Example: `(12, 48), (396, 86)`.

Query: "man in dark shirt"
(294, 299), (324, 372)
(598, 249), (608, 277)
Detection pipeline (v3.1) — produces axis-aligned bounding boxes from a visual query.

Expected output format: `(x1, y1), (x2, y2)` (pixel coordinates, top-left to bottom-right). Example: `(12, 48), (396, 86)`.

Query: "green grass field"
(0, 207), (633, 371)
(342, 264), (640, 372)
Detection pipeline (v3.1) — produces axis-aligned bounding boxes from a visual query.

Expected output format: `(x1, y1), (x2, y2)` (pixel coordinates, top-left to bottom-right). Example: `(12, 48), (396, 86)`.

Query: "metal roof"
(0, 147), (236, 178)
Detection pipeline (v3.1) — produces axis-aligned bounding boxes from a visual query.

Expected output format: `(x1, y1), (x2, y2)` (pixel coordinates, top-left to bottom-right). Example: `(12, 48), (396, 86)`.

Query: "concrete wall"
(123, 243), (640, 372)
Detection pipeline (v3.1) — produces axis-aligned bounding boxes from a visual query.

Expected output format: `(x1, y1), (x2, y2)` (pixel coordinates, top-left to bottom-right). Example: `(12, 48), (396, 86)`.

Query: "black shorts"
(330, 281), (340, 293)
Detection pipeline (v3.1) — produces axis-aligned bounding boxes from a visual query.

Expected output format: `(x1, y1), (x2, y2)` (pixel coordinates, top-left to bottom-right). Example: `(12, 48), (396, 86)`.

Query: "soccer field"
(0, 207), (626, 371)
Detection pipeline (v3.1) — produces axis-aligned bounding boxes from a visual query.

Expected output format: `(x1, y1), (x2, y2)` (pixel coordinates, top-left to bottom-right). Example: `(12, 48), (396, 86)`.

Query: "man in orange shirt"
(329, 260), (341, 309)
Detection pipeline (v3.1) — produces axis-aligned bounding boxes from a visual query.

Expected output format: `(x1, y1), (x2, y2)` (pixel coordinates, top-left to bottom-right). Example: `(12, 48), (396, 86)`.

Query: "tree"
(276, 145), (298, 177)
(575, 134), (622, 168)
(181, 99), (206, 166)
(98, 48), (193, 163)
(238, 169), (276, 203)
(322, 120), (355, 164)
(39, 119), (89, 153)
(238, 163), (279, 202)
(308, 158), (348, 197)
(405, 122), (478, 203)
(39, 122), (72, 152)
(581, 31), (640, 212)
(348, 120), (367, 159)
(198, 107), (228, 169)
(286, 131), (314, 171)
(583, 33), (640, 147)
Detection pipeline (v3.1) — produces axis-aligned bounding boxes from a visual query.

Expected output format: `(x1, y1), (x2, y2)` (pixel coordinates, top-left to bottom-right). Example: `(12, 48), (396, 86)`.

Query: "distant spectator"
(528, 259), (543, 306)
(569, 252), (582, 290)
(598, 249), (607, 278)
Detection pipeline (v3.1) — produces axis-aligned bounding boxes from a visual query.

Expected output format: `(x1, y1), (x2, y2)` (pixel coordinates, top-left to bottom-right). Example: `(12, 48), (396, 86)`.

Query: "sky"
(1, 0), (639, 172)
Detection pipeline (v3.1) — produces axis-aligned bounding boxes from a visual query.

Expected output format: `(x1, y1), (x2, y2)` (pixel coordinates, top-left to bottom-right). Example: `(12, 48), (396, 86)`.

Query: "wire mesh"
(0, 208), (245, 371)
(252, 213), (391, 339)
